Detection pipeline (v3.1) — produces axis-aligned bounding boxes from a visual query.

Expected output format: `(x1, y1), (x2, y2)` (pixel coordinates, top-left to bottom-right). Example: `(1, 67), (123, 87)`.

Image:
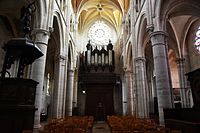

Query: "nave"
(1, 0), (200, 133)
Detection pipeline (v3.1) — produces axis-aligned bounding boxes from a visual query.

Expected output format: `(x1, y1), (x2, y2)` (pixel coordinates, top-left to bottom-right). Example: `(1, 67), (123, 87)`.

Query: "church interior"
(0, 0), (200, 133)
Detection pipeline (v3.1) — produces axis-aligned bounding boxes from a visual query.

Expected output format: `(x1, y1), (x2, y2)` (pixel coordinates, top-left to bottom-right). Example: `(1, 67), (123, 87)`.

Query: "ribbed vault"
(72, 0), (130, 33)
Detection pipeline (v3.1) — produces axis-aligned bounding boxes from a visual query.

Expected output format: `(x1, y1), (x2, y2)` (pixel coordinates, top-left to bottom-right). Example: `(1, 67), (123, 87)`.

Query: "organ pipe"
(107, 40), (113, 66)
(101, 47), (106, 66)
(105, 54), (108, 65)
(94, 46), (98, 66)
(84, 40), (114, 72)
(86, 40), (92, 66)
(108, 50), (112, 65)
(102, 53), (105, 65)
(91, 54), (94, 65)
(98, 54), (101, 65)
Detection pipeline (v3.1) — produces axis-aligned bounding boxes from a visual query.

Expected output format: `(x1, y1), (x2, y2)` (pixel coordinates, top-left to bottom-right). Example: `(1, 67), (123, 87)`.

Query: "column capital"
(55, 54), (67, 64)
(150, 31), (168, 46)
(134, 57), (146, 62)
(150, 31), (168, 38)
(32, 28), (51, 36)
(31, 28), (51, 45)
(146, 24), (154, 32)
(125, 69), (133, 74)
(176, 58), (185, 64)
(57, 54), (67, 61)
(124, 68), (133, 75)
(67, 69), (74, 73)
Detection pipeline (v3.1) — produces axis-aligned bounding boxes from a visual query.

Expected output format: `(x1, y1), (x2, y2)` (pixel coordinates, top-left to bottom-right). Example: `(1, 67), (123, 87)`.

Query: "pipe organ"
(84, 40), (115, 72)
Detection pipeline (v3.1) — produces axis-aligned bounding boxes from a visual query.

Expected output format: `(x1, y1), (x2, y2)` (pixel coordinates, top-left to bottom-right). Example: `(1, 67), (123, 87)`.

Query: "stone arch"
(65, 40), (75, 116)
(153, 0), (200, 77)
(44, 15), (64, 118)
(126, 42), (133, 71)
(157, 0), (200, 81)
(34, 0), (48, 29)
(0, 15), (17, 37)
(0, 15), (16, 76)
(68, 40), (75, 70)
(182, 17), (198, 58)
(161, 2), (200, 59)
(136, 13), (147, 57)
(156, 0), (200, 31)
(185, 19), (200, 71)
(46, 16), (62, 67)
(0, 15), (15, 40)
(52, 11), (65, 52)
(165, 21), (181, 95)
(135, 13), (150, 118)
(157, 0), (200, 109)
(144, 40), (155, 114)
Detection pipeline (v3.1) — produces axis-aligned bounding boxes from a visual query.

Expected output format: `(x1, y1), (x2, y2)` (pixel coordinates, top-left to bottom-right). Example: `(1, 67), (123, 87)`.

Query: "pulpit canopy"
(1, 38), (43, 78)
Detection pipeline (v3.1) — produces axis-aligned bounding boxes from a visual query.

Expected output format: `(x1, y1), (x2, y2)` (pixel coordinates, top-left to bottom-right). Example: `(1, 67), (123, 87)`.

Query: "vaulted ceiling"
(71, 0), (130, 32)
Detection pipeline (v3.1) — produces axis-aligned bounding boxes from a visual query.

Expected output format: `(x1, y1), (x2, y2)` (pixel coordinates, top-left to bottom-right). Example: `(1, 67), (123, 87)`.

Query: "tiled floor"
(92, 121), (111, 133)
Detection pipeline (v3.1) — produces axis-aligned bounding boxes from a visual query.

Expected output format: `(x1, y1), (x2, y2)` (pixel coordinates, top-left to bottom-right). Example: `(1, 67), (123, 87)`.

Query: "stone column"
(65, 69), (74, 116)
(125, 70), (135, 116)
(52, 54), (67, 118)
(30, 29), (50, 129)
(41, 76), (47, 114)
(183, 54), (193, 107)
(135, 57), (148, 118)
(150, 31), (173, 126)
(73, 68), (78, 108)
(176, 58), (190, 108)
(122, 19), (127, 68)
(122, 77), (128, 115)
(148, 74), (154, 114)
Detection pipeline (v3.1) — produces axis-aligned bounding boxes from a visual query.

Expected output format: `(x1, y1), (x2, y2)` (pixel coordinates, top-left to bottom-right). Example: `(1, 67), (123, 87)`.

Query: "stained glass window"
(88, 21), (112, 45)
(195, 26), (200, 52)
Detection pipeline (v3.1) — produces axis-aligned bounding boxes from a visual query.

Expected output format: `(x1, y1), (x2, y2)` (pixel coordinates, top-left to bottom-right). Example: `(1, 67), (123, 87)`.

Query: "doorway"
(85, 84), (114, 121)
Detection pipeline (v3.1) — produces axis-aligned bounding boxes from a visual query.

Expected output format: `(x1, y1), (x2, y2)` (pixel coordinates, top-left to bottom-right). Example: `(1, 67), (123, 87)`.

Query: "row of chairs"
(107, 116), (181, 133)
(39, 116), (94, 133)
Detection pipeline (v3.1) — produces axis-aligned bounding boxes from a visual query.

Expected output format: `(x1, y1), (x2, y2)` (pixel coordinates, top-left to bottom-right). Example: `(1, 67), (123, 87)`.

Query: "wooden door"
(85, 84), (114, 120)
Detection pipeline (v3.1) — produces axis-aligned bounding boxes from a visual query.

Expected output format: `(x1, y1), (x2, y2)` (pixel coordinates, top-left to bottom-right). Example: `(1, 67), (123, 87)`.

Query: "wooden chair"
(38, 130), (48, 133)
(22, 130), (33, 133)
(155, 130), (165, 133)
(156, 127), (170, 133)
(171, 130), (182, 133)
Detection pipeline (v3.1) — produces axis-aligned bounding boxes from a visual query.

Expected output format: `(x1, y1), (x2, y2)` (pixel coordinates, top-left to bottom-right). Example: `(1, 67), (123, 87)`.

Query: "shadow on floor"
(92, 121), (111, 133)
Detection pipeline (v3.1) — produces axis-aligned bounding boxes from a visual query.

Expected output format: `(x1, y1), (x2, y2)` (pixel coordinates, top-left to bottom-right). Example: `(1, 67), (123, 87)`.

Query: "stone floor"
(92, 121), (111, 133)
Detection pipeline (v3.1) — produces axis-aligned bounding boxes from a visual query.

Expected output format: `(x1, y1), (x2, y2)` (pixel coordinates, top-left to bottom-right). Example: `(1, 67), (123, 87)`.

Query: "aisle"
(92, 121), (111, 133)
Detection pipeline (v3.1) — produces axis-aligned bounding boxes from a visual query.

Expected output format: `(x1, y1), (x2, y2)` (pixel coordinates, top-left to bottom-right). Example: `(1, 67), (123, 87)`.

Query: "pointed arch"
(182, 17), (199, 57)
(136, 13), (147, 57)
(34, 0), (48, 29)
(68, 40), (75, 70)
(126, 42), (133, 71)
(52, 11), (65, 53)
(155, 0), (200, 31)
